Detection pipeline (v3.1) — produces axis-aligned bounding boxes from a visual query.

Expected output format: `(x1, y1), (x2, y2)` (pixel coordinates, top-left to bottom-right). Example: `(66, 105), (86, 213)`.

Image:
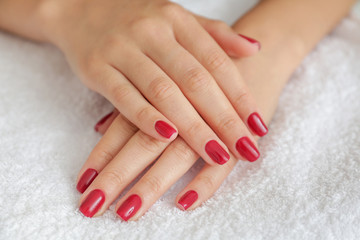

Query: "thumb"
(194, 14), (261, 58)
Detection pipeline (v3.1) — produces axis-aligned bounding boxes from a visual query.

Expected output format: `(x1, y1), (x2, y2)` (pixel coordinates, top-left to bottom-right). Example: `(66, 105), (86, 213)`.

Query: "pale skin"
(0, 0), (355, 221)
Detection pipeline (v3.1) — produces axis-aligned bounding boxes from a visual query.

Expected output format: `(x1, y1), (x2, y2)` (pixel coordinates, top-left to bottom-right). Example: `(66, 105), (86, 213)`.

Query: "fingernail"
(247, 112), (268, 137)
(76, 168), (98, 193)
(205, 140), (230, 165)
(238, 34), (261, 50)
(79, 189), (105, 218)
(94, 112), (113, 132)
(236, 137), (260, 162)
(178, 190), (198, 211)
(117, 194), (142, 221)
(155, 121), (177, 139)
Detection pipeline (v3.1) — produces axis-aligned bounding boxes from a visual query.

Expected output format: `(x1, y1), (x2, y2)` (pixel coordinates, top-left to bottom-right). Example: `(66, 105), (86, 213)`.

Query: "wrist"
(37, 0), (83, 48)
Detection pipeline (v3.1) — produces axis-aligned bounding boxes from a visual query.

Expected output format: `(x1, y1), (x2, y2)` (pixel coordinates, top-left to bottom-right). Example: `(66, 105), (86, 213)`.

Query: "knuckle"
(93, 148), (115, 166)
(183, 68), (211, 92)
(205, 50), (229, 72)
(197, 175), (216, 189)
(112, 84), (133, 104)
(234, 89), (250, 108)
(142, 175), (163, 194)
(160, 2), (185, 18)
(184, 121), (204, 138)
(212, 20), (228, 29)
(149, 77), (177, 102)
(217, 114), (239, 132)
(102, 168), (129, 187)
(168, 140), (198, 165)
(78, 53), (103, 82)
(130, 17), (161, 38)
(103, 35), (123, 54)
(135, 106), (154, 123)
(118, 114), (138, 133)
(136, 132), (163, 153)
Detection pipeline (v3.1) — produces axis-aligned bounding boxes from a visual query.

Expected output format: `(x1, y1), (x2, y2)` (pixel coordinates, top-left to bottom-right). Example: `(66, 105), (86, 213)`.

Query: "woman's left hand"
(78, 108), (240, 220)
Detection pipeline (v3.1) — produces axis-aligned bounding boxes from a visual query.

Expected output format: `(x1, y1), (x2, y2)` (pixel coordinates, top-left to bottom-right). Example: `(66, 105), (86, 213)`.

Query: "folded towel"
(1, 0), (359, 239)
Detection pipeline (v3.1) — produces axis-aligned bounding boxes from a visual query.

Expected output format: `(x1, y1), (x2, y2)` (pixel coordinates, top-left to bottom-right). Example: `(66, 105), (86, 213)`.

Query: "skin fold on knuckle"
(183, 68), (211, 93)
(233, 89), (250, 110)
(168, 139), (198, 166)
(115, 114), (138, 133)
(205, 49), (229, 73)
(136, 132), (165, 153)
(141, 174), (164, 195)
(101, 167), (130, 188)
(149, 76), (177, 102)
(196, 174), (217, 192)
(183, 121), (204, 140)
(111, 83), (133, 105)
(135, 106), (154, 124)
(90, 146), (116, 166)
(217, 113), (239, 134)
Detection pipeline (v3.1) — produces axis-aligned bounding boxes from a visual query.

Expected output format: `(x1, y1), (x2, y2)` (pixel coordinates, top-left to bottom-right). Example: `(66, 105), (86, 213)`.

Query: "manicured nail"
(155, 121), (177, 139)
(94, 112), (113, 132)
(236, 137), (260, 162)
(79, 189), (105, 218)
(205, 140), (230, 165)
(178, 190), (198, 211)
(247, 112), (268, 137)
(238, 34), (261, 50)
(76, 168), (98, 193)
(117, 194), (142, 221)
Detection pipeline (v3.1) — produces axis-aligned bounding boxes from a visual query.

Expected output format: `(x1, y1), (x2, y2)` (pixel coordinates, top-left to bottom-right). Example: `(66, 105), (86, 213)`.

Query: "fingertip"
(154, 120), (178, 141)
(176, 190), (199, 211)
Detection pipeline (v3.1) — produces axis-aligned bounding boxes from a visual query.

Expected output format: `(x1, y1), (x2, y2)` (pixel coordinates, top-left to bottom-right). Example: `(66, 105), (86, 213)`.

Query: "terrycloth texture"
(1, 0), (360, 239)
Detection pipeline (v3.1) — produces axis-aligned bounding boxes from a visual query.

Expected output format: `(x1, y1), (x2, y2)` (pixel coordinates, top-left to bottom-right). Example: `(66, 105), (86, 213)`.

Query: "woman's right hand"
(42, 0), (267, 165)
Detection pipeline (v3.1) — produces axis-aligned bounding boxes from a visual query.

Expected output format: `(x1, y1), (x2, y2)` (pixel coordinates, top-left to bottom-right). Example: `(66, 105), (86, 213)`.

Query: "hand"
(44, 0), (267, 166)
(75, 34), (286, 220)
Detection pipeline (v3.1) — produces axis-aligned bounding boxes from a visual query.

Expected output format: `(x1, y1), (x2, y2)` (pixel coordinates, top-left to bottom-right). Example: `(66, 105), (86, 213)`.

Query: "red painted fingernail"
(94, 112), (113, 132)
(247, 112), (268, 137)
(205, 140), (230, 165)
(236, 137), (260, 162)
(178, 190), (198, 211)
(76, 168), (98, 193)
(238, 34), (261, 50)
(117, 194), (142, 221)
(79, 189), (105, 218)
(155, 121), (177, 139)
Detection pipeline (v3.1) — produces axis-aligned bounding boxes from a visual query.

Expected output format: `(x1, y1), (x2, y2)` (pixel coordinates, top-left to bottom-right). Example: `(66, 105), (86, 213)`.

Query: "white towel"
(1, 1), (360, 239)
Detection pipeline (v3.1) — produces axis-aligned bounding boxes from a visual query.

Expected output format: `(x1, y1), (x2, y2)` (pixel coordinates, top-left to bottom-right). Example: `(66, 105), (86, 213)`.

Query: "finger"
(94, 109), (119, 134)
(114, 137), (198, 221)
(175, 16), (268, 138)
(142, 36), (259, 162)
(194, 14), (261, 57)
(96, 66), (178, 142)
(175, 155), (237, 211)
(111, 48), (230, 166)
(76, 113), (138, 193)
(78, 131), (168, 218)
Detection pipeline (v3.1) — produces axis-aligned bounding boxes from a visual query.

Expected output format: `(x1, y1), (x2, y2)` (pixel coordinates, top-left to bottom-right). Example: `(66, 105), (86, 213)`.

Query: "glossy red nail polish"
(205, 140), (230, 165)
(76, 168), (98, 193)
(155, 121), (177, 139)
(79, 189), (105, 218)
(178, 190), (198, 211)
(94, 112), (113, 132)
(247, 112), (268, 137)
(238, 34), (261, 50)
(236, 137), (260, 162)
(117, 194), (142, 221)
